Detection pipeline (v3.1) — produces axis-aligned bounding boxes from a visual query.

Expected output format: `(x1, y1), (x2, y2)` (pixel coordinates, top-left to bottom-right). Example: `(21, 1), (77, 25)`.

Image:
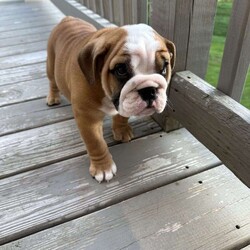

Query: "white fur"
(94, 162), (117, 183)
(122, 24), (161, 74)
(118, 74), (169, 117)
(99, 96), (118, 116)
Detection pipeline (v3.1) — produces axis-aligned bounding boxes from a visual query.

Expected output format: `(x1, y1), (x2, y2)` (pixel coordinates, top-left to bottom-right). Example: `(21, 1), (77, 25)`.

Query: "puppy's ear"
(78, 39), (110, 84)
(165, 39), (176, 70)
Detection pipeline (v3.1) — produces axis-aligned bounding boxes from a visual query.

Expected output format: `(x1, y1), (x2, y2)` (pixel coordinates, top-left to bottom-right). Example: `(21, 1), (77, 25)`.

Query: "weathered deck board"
(0, 1), (249, 249)
(0, 51), (46, 70)
(0, 32), (50, 48)
(0, 129), (220, 245)
(0, 24), (56, 40)
(0, 116), (161, 178)
(0, 41), (47, 58)
(0, 78), (48, 107)
(2, 165), (249, 250)
(0, 9), (61, 23)
(0, 17), (62, 33)
(0, 97), (71, 136)
(0, 63), (46, 86)
(0, 1), (56, 15)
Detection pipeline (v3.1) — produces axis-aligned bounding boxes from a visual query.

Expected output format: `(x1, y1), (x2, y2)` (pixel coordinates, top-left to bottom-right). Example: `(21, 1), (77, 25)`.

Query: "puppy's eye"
(114, 63), (128, 77)
(161, 61), (169, 76)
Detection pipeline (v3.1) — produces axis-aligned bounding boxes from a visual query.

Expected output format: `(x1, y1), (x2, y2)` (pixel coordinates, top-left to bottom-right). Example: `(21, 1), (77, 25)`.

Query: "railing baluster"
(217, 0), (250, 102)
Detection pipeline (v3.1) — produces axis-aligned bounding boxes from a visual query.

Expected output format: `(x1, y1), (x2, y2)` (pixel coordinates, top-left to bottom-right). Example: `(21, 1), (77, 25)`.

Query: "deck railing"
(51, 0), (250, 187)
(76, 0), (148, 25)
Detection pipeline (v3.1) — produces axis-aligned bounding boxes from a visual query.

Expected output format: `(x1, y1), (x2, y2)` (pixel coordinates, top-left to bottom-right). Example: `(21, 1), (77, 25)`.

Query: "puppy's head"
(78, 23), (176, 117)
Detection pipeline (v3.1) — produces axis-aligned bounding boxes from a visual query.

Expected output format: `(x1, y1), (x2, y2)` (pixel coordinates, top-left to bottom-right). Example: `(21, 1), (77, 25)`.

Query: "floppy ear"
(78, 40), (110, 84)
(165, 39), (176, 70)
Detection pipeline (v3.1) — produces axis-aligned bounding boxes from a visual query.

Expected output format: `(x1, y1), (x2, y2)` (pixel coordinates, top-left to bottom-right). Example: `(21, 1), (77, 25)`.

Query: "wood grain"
(0, 51), (46, 70)
(217, 0), (250, 101)
(0, 129), (220, 245)
(168, 71), (250, 187)
(51, 0), (115, 29)
(0, 33), (49, 48)
(0, 63), (46, 86)
(0, 116), (162, 178)
(0, 17), (62, 33)
(0, 97), (72, 136)
(0, 78), (48, 107)
(186, 0), (217, 78)
(2, 165), (250, 249)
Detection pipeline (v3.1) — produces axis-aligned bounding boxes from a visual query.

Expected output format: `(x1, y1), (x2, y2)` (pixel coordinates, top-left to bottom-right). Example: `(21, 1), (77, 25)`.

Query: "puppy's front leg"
(112, 114), (134, 142)
(74, 109), (116, 183)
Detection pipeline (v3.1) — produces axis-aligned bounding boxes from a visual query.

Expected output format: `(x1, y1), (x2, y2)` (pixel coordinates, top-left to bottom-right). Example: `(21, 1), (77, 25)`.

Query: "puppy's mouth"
(116, 74), (169, 117)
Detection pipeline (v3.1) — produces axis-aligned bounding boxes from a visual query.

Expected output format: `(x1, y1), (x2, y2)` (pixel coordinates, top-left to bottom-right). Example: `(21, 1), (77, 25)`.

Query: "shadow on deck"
(0, 1), (249, 249)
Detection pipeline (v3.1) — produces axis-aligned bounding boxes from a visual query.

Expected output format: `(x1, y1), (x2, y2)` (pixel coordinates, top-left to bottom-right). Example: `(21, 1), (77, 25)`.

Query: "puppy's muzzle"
(138, 87), (157, 108)
(117, 74), (169, 117)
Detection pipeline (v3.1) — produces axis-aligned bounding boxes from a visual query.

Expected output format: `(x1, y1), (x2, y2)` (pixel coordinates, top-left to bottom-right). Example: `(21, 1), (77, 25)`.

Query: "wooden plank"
(0, 51), (46, 70)
(112, 0), (123, 26)
(123, 0), (132, 24)
(0, 11), (64, 27)
(0, 116), (162, 178)
(151, 0), (175, 41)
(0, 32), (51, 48)
(0, 63), (46, 86)
(0, 41), (47, 58)
(0, 3), (53, 17)
(0, 129), (220, 244)
(186, 0), (217, 78)
(217, 0), (250, 101)
(103, 0), (113, 22)
(88, 0), (96, 12)
(51, 0), (115, 29)
(151, 0), (216, 131)
(0, 17), (62, 33)
(94, 0), (104, 17)
(3, 165), (250, 249)
(151, 0), (190, 131)
(137, 0), (148, 24)
(0, 78), (48, 107)
(0, 97), (72, 136)
(151, 0), (191, 71)
(0, 8), (61, 23)
(0, 24), (56, 40)
(168, 71), (250, 187)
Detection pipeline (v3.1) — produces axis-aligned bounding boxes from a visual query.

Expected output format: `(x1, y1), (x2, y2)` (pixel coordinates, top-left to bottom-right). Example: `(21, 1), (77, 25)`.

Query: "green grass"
(205, 0), (250, 109)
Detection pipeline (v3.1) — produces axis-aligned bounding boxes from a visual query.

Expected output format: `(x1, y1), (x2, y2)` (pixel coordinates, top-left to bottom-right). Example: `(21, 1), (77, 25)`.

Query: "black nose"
(138, 87), (157, 107)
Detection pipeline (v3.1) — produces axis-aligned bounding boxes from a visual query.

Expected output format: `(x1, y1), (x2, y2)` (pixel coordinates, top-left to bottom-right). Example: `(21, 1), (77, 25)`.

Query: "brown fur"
(46, 16), (176, 182)
(47, 17), (130, 179)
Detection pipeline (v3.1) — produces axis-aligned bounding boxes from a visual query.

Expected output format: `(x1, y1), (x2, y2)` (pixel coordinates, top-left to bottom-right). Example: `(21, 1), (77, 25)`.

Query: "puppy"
(46, 16), (176, 182)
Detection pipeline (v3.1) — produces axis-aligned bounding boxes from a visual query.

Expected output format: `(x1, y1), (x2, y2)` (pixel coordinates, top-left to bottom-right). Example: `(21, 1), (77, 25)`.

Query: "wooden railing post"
(217, 0), (250, 102)
(151, 0), (217, 131)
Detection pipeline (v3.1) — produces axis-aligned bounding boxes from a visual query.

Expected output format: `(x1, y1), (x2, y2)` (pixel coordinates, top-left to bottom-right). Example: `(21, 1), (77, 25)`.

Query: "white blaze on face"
(123, 24), (160, 74)
(118, 24), (169, 117)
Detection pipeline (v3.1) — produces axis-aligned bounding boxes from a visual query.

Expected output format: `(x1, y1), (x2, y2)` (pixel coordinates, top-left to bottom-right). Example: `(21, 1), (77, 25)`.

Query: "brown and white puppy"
(46, 16), (176, 183)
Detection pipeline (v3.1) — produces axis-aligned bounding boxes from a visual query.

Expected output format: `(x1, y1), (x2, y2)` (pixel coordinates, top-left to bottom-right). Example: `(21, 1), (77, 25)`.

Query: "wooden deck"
(0, 1), (249, 249)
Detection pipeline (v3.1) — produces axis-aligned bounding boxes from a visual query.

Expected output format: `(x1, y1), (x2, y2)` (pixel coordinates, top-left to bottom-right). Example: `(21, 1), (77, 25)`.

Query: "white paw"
(93, 162), (117, 183)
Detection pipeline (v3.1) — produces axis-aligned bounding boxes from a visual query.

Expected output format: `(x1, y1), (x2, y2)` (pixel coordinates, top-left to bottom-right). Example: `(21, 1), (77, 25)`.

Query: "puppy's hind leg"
(46, 48), (61, 106)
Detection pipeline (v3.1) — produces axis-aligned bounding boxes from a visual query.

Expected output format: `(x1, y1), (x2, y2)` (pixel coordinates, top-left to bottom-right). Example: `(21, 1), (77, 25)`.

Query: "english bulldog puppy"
(46, 16), (176, 183)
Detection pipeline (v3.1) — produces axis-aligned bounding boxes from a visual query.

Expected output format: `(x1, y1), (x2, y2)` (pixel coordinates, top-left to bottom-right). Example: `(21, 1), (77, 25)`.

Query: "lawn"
(205, 0), (250, 109)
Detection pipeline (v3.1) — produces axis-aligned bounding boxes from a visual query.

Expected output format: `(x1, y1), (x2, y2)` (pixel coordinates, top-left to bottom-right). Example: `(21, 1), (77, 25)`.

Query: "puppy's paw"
(46, 94), (61, 106)
(112, 124), (134, 142)
(90, 162), (117, 183)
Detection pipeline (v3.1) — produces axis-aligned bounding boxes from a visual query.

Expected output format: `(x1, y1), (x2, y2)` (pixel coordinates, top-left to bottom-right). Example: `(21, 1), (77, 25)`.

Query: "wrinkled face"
(107, 24), (174, 117)
(78, 24), (176, 117)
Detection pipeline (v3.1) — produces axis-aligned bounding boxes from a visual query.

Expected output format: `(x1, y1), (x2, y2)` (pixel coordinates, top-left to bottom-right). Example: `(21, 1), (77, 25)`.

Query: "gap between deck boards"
(0, 128), (221, 245)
